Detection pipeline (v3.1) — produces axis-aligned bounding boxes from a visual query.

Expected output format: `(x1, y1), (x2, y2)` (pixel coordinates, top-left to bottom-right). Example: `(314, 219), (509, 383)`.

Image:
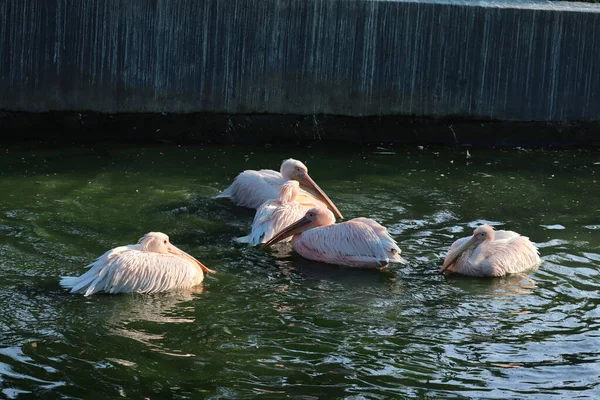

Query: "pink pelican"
(60, 232), (215, 296)
(235, 180), (325, 245)
(261, 207), (404, 268)
(439, 225), (541, 277)
(214, 158), (344, 219)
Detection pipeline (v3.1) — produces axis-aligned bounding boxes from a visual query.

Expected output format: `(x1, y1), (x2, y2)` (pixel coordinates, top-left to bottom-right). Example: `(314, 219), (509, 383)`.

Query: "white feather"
(213, 159), (331, 211)
(293, 219), (403, 268)
(447, 227), (541, 277)
(239, 201), (314, 245)
(348, 217), (404, 262)
(60, 245), (204, 296)
(213, 169), (285, 209)
(235, 180), (328, 246)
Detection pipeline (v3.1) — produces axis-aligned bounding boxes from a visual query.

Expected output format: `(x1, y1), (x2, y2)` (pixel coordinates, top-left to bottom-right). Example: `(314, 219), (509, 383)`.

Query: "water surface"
(0, 143), (599, 399)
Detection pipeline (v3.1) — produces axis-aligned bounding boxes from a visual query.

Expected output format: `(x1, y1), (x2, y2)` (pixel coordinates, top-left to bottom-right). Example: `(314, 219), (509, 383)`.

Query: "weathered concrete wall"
(1, 0), (599, 121)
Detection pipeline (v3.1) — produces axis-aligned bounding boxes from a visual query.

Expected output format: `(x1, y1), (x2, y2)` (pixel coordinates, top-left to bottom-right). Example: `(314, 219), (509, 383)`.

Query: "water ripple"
(0, 145), (599, 398)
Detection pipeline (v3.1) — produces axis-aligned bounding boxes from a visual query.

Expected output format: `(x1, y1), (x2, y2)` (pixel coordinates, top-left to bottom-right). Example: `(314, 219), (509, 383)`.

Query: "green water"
(0, 143), (599, 399)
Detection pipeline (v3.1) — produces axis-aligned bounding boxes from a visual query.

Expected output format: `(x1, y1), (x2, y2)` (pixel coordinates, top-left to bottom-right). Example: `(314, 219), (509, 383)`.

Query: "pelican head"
(439, 225), (495, 274)
(261, 207), (335, 248)
(138, 232), (216, 274)
(279, 158), (344, 220)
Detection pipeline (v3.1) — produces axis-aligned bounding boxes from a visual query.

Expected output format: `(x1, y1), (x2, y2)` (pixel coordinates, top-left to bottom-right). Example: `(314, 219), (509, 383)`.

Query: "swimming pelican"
(235, 180), (324, 245)
(60, 232), (215, 296)
(261, 207), (404, 268)
(439, 224), (541, 277)
(214, 158), (344, 219)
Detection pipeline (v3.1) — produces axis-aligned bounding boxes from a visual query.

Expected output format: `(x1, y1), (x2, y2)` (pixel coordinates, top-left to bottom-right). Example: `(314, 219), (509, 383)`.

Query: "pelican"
(261, 207), (404, 268)
(213, 158), (344, 219)
(439, 224), (541, 277)
(60, 232), (215, 296)
(235, 180), (325, 245)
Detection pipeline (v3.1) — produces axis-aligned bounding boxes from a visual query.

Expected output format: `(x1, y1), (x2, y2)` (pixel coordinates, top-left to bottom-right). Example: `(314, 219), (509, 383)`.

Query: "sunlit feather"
(60, 232), (213, 296)
(263, 208), (404, 268)
(214, 158), (343, 219)
(441, 225), (541, 277)
(235, 181), (325, 245)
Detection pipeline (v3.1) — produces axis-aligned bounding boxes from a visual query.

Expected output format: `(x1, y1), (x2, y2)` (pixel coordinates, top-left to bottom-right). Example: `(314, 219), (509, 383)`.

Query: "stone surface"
(1, 0), (599, 122)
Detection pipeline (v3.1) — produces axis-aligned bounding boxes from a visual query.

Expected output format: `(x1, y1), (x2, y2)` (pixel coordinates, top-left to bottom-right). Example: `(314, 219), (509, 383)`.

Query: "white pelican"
(60, 232), (215, 296)
(439, 224), (541, 277)
(213, 158), (343, 219)
(261, 207), (404, 269)
(235, 180), (325, 245)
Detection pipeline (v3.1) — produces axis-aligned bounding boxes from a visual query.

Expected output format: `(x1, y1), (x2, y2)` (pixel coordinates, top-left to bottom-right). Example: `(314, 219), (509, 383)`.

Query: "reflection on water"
(107, 289), (203, 358)
(107, 289), (201, 325)
(444, 273), (538, 297)
(0, 143), (599, 399)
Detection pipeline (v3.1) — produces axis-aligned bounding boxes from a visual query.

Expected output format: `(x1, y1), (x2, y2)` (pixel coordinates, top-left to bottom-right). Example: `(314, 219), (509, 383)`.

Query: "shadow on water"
(442, 272), (539, 297)
(264, 244), (400, 287)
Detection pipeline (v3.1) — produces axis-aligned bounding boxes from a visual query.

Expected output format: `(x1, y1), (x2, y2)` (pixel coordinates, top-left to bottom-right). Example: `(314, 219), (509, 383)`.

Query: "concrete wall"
(1, 0), (599, 121)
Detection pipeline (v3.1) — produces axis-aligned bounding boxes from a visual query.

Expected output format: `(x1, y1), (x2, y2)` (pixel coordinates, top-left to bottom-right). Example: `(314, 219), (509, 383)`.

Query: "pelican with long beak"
(60, 232), (215, 296)
(439, 224), (541, 277)
(235, 180), (330, 245)
(261, 207), (404, 269)
(213, 158), (344, 220)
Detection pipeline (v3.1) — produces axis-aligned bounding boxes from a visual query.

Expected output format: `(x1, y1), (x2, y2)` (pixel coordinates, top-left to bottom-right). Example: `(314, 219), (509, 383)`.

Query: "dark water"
(0, 143), (599, 399)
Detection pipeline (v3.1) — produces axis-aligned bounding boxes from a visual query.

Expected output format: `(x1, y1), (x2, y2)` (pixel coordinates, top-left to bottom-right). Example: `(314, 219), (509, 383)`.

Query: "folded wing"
(60, 249), (203, 296)
(294, 220), (402, 268)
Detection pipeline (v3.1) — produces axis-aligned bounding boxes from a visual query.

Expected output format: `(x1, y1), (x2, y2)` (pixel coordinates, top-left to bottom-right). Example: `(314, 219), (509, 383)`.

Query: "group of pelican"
(61, 158), (542, 296)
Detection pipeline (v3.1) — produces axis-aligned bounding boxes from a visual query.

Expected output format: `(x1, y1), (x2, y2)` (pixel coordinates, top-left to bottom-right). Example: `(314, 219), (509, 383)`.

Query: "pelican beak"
(169, 245), (216, 274)
(260, 216), (312, 248)
(438, 236), (477, 275)
(297, 172), (344, 220)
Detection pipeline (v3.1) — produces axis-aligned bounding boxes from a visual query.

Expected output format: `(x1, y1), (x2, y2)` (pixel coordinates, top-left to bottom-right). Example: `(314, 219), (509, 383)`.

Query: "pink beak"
(261, 215), (313, 248)
(297, 172), (344, 220)
(169, 245), (216, 275)
(438, 236), (477, 274)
